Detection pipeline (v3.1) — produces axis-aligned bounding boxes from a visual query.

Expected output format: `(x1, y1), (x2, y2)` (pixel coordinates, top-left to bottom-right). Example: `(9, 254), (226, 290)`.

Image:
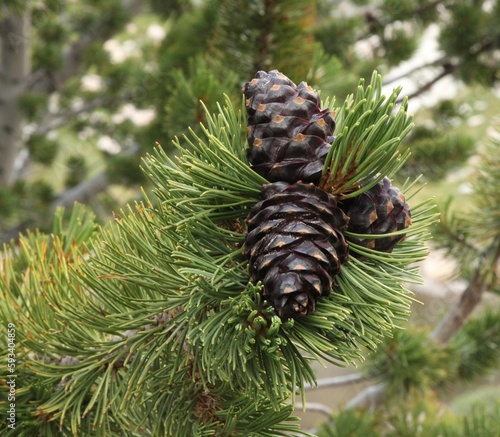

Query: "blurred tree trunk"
(0, 10), (31, 186)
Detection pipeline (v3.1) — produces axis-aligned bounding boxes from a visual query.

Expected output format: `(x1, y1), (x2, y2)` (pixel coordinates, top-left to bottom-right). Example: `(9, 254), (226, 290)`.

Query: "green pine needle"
(321, 71), (414, 197)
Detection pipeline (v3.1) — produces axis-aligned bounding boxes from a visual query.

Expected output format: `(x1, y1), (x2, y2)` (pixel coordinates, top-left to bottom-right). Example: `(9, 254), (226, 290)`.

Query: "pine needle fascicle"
(321, 71), (413, 198)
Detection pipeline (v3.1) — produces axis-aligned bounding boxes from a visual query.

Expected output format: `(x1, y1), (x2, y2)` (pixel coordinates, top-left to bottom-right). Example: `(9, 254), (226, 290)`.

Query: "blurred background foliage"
(1, 0), (500, 434)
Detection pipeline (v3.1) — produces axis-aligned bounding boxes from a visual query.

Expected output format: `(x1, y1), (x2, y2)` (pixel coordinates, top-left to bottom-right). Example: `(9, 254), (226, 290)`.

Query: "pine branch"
(321, 71), (414, 196)
(1, 75), (436, 435)
(393, 33), (500, 104)
(342, 245), (500, 411)
(344, 125), (500, 411)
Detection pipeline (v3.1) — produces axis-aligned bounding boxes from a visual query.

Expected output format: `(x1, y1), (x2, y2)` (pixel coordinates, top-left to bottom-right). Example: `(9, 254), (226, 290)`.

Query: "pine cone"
(244, 182), (349, 319)
(243, 70), (335, 184)
(340, 177), (411, 253)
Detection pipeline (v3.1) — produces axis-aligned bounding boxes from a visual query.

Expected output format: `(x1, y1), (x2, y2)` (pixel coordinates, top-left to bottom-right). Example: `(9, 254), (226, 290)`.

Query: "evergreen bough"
(0, 72), (436, 436)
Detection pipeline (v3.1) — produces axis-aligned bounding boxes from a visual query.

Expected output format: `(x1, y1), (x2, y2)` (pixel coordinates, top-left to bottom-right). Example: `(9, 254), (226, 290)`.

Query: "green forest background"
(1, 0), (499, 435)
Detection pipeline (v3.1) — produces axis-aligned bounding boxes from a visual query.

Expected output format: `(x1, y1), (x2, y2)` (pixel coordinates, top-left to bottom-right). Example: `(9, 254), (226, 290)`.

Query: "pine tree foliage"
(334, 118), (500, 436)
(155, 0), (345, 148)
(450, 310), (500, 380)
(317, 312), (500, 437)
(208, 0), (316, 83)
(365, 328), (450, 395)
(0, 205), (100, 436)
(436, 125), (500, 287)
(0, 73), (437, 435)
(320, 73), (413, 197)
(2, 1), (499, 434)
(317, 395), (500, 437)
(162, 56), (240, 141)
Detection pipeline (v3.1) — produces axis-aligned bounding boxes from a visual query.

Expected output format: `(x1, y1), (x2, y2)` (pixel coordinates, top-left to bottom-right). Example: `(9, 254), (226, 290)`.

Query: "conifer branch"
(343, 123), (500, 413)
(51, 144), (140, 210)
(396, 62), (455, 103)
(1, 76), (436, 435)
(431, 240), (500, 344)
(382, 56), (448, 86)
(33, 92), (133, 137)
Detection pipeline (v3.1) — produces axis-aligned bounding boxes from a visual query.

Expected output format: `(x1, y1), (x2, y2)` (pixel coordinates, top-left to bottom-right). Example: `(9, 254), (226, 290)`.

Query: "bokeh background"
(1, 0), (499, 434)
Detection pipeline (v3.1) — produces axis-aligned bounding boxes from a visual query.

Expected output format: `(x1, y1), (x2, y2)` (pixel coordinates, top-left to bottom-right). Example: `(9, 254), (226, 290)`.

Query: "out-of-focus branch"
(52, 171), (109, 209)
(395, 35), (500, 103)
(1, 171), (111, 243)
(431, 242), (500, 344)
(51, 143), (140, 210)
(344, 382), (386, 411)
(382, 56), (447, 86)
(25, 0), (146, 94)
(33, 91), (133, 137)
(396, 62), (455, 103)
(294, 402), (333, 419)
(1, 224), (27, 246)
(304, 372), (367, 391)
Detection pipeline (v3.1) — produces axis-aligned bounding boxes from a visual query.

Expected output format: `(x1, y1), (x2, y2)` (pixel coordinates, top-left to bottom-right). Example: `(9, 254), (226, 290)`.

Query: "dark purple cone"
(243, 70), (335, 184)
(244, 182), (349, 319)
(340, 177), (412, 253)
